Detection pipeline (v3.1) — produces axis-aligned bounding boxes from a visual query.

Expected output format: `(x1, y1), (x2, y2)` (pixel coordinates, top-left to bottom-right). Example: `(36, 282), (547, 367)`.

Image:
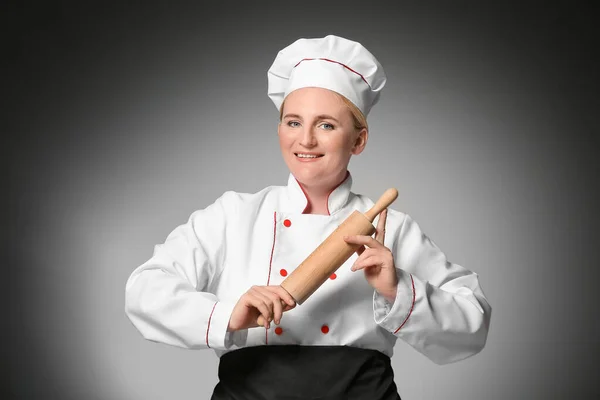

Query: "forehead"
(282, 87), (349, 117)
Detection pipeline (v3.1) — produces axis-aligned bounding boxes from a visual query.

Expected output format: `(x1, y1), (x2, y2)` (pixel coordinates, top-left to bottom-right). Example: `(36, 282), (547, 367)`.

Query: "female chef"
(125, 35), (491, 399)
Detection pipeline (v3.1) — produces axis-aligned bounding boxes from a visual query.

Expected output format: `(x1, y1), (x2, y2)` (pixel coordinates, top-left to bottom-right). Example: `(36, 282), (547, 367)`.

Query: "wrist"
(378, 286), (397, 304)
(227, 320), (236, 332)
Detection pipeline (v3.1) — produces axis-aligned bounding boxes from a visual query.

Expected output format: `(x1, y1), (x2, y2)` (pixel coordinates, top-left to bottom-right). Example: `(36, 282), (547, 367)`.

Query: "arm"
(373, 214), (492, 365)
(124, 192), (247, 350)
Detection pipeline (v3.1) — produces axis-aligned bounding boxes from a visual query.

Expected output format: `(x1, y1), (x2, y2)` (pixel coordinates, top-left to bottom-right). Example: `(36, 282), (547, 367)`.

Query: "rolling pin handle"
(257, 315), (267, 327)
(364, 188), (398, 221)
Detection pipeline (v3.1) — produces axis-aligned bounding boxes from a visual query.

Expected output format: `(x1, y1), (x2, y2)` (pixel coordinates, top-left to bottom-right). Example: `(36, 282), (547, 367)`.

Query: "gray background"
(6, 1), (599, 399)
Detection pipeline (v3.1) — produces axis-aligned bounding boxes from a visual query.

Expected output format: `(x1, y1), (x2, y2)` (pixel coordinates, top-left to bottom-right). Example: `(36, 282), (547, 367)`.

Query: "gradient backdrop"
(7, 2), (599, 399)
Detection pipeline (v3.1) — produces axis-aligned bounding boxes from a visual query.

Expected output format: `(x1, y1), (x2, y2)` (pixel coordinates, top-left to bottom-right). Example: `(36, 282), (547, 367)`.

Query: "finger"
(265, 286), (297, 308)
(261, 290), (284, 325)
(344, 235), (385, 249)
(352, 246), (375, 267)
(351, 254), (379, 271)
(249, 290), (274, 327)
(248, 296), (272, 329)
(356, 245), (366, 256)
(253, 290), (276, 320)
(261, 289), (295, 318)
(354, 247), (376, 263)
(244, 286), (271, 325)
(375, 208), (388, 244)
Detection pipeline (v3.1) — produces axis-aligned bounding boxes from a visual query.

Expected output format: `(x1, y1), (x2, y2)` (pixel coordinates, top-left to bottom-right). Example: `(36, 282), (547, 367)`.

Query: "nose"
(299, 126), (317, 148)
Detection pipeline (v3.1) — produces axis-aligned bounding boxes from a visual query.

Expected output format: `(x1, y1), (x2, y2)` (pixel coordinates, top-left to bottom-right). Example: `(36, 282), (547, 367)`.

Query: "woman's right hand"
(227, 285), (296, 332)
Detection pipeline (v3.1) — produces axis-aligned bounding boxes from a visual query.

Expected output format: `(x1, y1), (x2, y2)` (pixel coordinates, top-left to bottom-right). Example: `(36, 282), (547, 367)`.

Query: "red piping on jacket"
(267, 211), (277, 286)
(293, 58), (371, 88)
(206, 302), (218, 348)
(325, 171), (350, 215)
(295, 182), (311, 214)
(394, 274), (416, 334)
(266, 211), (278, 344)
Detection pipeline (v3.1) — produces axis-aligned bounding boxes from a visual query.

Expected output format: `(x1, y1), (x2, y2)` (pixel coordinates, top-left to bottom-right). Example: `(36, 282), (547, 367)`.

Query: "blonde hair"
(338, 94), (368, 132)
(279, 91), (368, 133)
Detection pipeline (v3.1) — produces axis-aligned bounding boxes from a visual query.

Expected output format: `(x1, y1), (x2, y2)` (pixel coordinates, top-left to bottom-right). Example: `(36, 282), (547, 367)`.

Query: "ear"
(351, 128), (368, 155)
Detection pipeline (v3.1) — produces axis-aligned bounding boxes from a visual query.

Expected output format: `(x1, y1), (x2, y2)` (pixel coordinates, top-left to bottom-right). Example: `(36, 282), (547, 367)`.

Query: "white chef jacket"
(125, 172), (491, 365)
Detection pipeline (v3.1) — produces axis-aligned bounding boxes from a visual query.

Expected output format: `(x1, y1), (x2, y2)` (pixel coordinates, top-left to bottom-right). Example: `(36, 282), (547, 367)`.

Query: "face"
(278, 87), (367, 191)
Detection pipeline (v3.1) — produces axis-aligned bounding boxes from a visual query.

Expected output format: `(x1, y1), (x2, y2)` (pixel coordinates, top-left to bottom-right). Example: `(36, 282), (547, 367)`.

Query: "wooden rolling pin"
(257, 188), (398, 326)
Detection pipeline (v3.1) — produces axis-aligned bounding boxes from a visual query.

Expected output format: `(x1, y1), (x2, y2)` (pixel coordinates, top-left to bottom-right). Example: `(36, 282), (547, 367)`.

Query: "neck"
(298, 171), (348, 215)
(300, 188), (331, 215)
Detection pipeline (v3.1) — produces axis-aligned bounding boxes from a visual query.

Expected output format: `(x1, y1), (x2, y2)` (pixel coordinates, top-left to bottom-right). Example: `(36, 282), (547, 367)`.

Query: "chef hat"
(267, 34), (386, 117)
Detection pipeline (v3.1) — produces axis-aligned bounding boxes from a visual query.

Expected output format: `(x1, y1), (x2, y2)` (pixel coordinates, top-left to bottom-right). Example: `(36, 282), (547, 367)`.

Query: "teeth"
(297, 154), (320, 158)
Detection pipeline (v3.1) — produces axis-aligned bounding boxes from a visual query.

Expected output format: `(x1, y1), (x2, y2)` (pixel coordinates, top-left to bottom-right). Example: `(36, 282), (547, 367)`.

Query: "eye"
(319, 123), (335, 130)
(287, 121), (301, 128)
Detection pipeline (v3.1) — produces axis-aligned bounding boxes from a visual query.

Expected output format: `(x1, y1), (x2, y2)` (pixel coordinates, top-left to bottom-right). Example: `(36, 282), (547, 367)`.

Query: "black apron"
(211, 345), (401, 400)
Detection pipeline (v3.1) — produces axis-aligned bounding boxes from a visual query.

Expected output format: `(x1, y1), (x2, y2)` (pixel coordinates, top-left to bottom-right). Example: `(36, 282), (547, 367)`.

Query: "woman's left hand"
(344, 208), (398, 303)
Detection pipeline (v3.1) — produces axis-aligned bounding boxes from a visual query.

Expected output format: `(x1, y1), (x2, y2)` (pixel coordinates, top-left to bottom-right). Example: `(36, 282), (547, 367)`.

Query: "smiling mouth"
(295, 153), (324, 159)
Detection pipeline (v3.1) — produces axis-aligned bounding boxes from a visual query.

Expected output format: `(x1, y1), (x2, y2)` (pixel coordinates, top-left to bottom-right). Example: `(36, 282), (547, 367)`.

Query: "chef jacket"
(125, 172), (491, 365)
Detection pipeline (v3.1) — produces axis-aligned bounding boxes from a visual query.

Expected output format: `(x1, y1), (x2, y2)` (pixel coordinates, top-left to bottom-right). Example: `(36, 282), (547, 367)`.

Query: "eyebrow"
(282, 113), (302, 120)
(316, 114), (340, 123)
(282, 113), (340, 123)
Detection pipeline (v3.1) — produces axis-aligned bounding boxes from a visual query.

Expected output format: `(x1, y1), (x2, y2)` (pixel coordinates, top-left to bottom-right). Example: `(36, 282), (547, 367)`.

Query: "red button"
(275, 327), (283, 335)
(329, 273), (337, 280)
(321, 325), (329, 334)
(283, 219), (292, 227)
(280, 269), (288, 277)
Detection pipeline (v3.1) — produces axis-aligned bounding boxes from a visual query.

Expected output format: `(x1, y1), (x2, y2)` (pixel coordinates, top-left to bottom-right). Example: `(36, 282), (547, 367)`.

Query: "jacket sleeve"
(124, 191), (247, 350)
(373, 213), (492, 365)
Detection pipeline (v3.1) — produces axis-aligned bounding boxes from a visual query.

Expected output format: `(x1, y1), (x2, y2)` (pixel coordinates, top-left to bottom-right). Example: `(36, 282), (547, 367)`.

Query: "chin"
(288, 168), (318, 185)
(292, 170), (317, 184)
(296, 171), (341, 191)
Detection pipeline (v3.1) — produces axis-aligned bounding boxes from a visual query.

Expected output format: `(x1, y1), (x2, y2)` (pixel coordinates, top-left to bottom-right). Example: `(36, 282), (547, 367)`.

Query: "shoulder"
(194, 184), (285, 216)
(219, 184), (284, 209)
(185, 184), (284, 231)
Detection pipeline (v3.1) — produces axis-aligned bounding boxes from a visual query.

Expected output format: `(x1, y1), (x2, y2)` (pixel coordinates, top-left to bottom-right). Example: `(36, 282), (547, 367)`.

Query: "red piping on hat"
(394, 274), (416, 334)
(294, 58), (371, 88)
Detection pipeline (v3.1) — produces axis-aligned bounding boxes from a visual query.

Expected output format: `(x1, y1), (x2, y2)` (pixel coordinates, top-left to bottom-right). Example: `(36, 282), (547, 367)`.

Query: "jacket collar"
(284, 171), (353, 215)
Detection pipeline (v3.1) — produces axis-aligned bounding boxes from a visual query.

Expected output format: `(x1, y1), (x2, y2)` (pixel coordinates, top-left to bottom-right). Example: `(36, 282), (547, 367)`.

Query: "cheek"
(278, 133), (296, 157)
(327, 133), (355, 154)
(277, 129), (290, 147)
(280, 137), (292, 149)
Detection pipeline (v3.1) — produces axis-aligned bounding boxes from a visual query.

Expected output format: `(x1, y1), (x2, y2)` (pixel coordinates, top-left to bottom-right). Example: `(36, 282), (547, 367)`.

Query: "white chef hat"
(267, 34), (386, 117)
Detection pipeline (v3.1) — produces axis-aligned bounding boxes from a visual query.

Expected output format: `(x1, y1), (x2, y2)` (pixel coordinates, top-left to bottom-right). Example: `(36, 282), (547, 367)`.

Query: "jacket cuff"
(373, 269), (416, 334)
(206, 301), (248, 349)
